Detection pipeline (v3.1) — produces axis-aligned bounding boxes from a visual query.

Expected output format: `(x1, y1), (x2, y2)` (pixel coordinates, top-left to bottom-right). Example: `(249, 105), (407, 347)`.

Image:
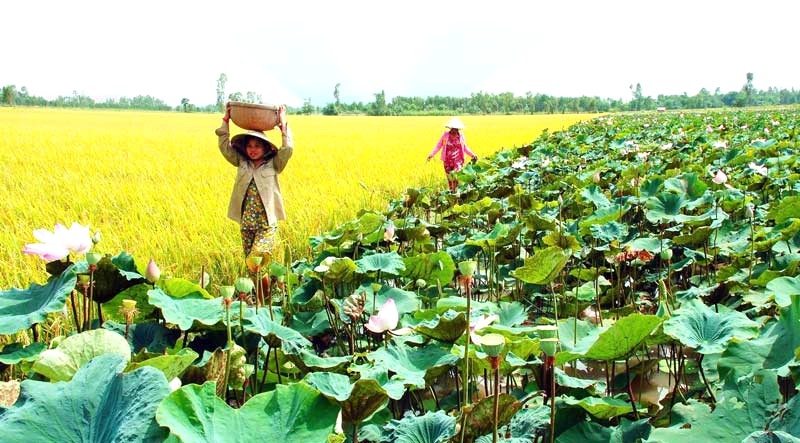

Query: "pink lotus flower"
(712, 169), (728, 184)
(469, 314), (499, 345)
(145, 258), (161, 284)
(365, 298), (399, 333)
(749, 162), (768, 177)
(23, 222), (92, 262)
(384, 221), (396, 243)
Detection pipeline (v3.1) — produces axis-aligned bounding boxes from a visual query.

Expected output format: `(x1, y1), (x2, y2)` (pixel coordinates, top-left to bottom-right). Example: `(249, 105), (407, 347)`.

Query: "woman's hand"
(278, 105), (288, 134)
(222, 102), (231, 123)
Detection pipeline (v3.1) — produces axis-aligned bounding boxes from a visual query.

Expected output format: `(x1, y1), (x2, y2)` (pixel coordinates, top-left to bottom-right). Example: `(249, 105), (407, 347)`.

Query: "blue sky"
(4, 0), (799, 107)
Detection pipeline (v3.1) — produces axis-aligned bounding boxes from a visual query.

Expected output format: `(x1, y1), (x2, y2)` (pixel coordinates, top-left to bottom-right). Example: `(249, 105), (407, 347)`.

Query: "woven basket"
(229, 101), (280, 131)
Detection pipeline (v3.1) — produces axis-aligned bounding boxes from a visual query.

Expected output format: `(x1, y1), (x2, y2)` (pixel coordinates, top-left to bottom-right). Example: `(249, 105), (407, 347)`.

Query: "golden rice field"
(0, 107), (595, 288)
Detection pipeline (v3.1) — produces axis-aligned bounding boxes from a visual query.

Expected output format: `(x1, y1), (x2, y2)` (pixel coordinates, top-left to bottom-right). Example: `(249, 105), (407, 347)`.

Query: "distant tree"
(743, 72), (754, 106)
(181, 98), (190, 112)
(301, 98), (315, 114)
(229, 92), (243, 102)
(334, 83), (341, 107)
(2, 85), (16, 106)
(369, 90), (389, 116)
(630, 83), (643, 111)
(216, 73), (227, 112)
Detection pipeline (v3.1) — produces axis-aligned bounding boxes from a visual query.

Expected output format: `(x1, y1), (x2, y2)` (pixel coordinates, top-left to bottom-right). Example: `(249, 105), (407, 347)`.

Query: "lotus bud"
(91, 230), (102, 245)
(415, 279), (427, 289)
(592, 171), (601, 183)
(219, 285), (235, 300)
(249, 256), (263, 266)
(235, 276), (254, 294)
(458, 260), (477, 277)
(145, 258), (160, 284)
(199, 271), (211, 288)
(745, 204), (754, 219)
(660, 248), (673, 261)
(77, 274), (90, 286)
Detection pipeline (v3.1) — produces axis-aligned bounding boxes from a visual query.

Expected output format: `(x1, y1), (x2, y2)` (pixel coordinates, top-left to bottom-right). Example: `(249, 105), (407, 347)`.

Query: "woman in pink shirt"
(426, 117), (478, 192)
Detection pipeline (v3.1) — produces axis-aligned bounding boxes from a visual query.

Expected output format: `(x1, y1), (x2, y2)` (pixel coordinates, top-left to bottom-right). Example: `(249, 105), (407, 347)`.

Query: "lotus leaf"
(148, 287), (224, 331)
(562, 395), (636, 420)
(557, 314), (661, 365)
(0, 354), (169, 442)
(0, 342), (45, 365)
(0, 264), (76, 335)
(663, 299), (759, 354)
(367, 342), (459, 389)
(306, 372), (390, 424)
(103, 320), (181, 353)
(156, 381), (338, 442)
(126, 348), (199, 380)
(401, 251), (455, 287)
(242, 309), (312, 354)
(511, 246), (569, 285)
(32, 328), (131, 382)
(763, 294), (800, 372)
(381, 410), (456, 443)
(355, 251), (406, 275)
(766, 275), (800, 307)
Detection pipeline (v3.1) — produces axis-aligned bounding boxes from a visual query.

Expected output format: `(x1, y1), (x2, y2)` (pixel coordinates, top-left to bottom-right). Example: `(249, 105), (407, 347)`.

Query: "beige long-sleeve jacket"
(215, 121), (294, 226)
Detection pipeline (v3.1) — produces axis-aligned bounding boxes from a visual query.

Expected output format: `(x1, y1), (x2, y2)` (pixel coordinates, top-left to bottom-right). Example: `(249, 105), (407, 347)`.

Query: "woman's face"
(245, 138), (267, 160)
(449, 128), (460, 136)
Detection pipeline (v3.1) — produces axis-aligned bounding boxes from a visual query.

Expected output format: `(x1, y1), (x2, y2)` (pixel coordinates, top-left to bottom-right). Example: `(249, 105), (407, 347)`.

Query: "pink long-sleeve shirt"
(428, 131), (477, 171)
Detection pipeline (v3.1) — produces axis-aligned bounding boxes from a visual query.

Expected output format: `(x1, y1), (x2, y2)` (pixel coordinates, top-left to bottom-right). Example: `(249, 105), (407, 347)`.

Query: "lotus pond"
(1, 108), (799, 442)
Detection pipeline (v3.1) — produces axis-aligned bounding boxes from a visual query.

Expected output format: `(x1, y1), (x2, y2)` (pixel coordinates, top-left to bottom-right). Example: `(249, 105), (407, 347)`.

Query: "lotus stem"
(69, 290), (81, 332)
(87, 268), (95, 330)
(491, 358), (501, 443)
(221, 300), (233, 400)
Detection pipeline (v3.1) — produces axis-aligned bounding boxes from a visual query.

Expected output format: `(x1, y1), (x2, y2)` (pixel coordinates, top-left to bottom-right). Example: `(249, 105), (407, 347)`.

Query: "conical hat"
(444, 117), (465, 129)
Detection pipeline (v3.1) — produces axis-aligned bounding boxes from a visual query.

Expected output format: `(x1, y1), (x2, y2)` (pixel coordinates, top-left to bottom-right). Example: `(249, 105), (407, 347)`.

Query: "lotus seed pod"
(416, 279), (427, 289)
(660, 248), (673, 261)
(86, 252), (102, 266)
(219, 285), (235, 300)
(235, 276), (254, 294)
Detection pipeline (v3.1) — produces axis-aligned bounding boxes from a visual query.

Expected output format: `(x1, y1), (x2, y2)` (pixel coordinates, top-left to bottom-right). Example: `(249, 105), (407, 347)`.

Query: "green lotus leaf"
(364, 284), (420, 317)
(0, 264), (76, 335)
(639, 178), (664, 198)
(401, 251), (456, 287)
(381, 410), (456, 443)
(325, 257), (359, 283)
(645, 193), (686, 224)
(291, 310), (330, 336)
(414, 309), (467, 343)
(497, 301), (527, 327)
(356, 251), (406, 276)
(85, 253), (146, 304)
(103, 283), (155, 323)
(743, 430), (800, 443)
(718, 330), (776, 383)
(767, 195), (800, 225)
(286, 348), (350, 373)
(563, 395), (636, 420)
(763, 294), (800, 371)
(242, 309), (312, 355)
(766, 275), (800, 307)
(160, 277), (213, 299)
(768, 394), (800, 438)
(555, 367), (606, 394)
(367, 342), (459, 389)
(648, 376), (784, 443)
(466, 222), (521, 249)
(511, 246), (569, 285)
(456, 394), (521, 443)
(589, 221), (629, 243)
(558, 417), (651, 443)
(581, 185), (612, 209)
(305, 372), (389, 424)
(32, 329), (131, 382)
(127, 348), (199, 380)
(148, 287), (223, 331)
(579, 204), (628, 235)
(624, 236), (665, 253)
(156, 381), (338, 443)
(103, 320), (182, 353)
(664, 299), (759, 354)
(557, 314), (661, 365)
(0, 354), (169, 442)
(0, 342), (45, 365)
(664, 173), (707, 200)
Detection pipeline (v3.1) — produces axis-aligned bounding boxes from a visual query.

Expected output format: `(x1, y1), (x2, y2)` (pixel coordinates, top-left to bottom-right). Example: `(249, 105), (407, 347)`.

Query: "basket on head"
(229, 101), (280, 131)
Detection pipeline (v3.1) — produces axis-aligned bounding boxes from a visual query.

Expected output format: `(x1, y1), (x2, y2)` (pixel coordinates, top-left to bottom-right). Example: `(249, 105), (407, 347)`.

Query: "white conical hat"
(444, 117), (465, 129)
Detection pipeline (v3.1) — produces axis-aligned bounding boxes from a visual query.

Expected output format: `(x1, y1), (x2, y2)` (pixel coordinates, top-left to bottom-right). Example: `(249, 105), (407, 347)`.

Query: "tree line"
(3, 73), (799, 115)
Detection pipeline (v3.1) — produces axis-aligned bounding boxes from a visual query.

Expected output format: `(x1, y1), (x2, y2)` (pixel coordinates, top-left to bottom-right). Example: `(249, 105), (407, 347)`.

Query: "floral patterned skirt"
(240, 179), (278, 272)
